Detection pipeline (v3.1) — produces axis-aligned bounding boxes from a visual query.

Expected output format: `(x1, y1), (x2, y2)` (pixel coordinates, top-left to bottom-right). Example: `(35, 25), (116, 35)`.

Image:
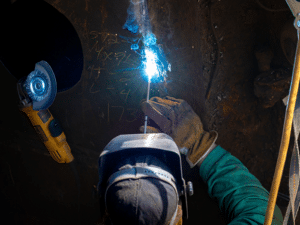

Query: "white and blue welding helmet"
(98, 133), (192, 225)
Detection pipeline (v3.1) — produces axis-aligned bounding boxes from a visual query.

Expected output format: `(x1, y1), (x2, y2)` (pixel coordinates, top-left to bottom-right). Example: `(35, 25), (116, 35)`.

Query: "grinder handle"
(20, 105), (74, 163)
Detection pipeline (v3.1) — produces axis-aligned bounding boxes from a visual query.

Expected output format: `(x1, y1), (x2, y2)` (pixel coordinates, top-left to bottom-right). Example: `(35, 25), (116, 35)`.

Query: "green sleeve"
(199, 145), (283, 225)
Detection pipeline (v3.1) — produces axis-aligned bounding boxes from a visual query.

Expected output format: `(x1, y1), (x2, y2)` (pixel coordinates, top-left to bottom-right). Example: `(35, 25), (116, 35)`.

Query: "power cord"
(255, 0), (289, 12)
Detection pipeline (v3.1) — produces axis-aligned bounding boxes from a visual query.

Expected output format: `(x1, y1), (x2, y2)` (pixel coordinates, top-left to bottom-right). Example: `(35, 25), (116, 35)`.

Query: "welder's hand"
(140, 96), (218, 168)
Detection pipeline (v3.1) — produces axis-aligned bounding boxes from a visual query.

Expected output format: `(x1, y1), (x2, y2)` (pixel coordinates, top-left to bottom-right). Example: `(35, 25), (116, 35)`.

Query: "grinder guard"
(17, 60), (57, 110)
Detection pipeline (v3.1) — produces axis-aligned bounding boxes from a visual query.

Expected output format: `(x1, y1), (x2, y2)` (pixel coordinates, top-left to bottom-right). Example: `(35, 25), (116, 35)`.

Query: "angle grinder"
(17, 60), (74, 163)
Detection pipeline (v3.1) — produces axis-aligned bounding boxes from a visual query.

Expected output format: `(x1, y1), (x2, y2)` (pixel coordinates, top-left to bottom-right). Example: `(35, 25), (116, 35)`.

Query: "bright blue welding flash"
(144, 48), (159, 80)
(143, 33), (157, 47)
(141, 45), (171, 83)
(122, 2), (170, 83)
(131, 43), (139, 50)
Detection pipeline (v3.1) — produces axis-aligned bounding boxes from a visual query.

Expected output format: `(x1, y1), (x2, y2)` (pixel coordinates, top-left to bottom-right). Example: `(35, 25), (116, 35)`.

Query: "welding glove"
(140, 96), (218, 168)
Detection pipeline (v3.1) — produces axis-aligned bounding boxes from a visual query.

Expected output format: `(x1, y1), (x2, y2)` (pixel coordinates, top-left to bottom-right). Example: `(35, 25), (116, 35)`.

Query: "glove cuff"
(186, 131), (218, 168)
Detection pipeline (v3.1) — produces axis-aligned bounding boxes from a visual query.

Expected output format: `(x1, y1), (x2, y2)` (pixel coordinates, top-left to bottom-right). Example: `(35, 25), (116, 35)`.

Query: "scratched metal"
(0, 0), (217, 224)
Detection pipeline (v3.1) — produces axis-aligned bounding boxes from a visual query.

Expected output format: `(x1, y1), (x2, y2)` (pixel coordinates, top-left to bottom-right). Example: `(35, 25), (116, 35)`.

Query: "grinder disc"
(24, 61), (57, 110)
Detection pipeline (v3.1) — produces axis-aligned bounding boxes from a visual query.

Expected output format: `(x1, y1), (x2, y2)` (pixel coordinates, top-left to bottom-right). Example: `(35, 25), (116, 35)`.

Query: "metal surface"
(0, 0), (228, 223)
(0, 1), (83, 92)
(264, 2), (300, 224)
(100, 133), (180, 155)
(264, 6), (300, 223)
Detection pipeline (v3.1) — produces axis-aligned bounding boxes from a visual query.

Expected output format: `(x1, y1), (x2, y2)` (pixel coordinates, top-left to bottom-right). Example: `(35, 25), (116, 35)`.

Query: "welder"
(98, 96), (283, 225)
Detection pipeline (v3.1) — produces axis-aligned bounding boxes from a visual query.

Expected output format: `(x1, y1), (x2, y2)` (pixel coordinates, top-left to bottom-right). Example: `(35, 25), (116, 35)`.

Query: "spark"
(141, 45), (171, 83)
(144, 48), (159, 81)
(122, 0), (171, 133)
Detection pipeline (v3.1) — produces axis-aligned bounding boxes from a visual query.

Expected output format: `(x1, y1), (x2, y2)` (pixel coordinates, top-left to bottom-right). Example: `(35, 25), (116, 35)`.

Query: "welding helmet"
(97, 133), (192, 225)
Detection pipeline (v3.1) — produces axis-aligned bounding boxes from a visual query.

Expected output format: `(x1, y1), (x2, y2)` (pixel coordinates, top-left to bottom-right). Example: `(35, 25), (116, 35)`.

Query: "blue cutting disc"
(24, 61), (57, 110)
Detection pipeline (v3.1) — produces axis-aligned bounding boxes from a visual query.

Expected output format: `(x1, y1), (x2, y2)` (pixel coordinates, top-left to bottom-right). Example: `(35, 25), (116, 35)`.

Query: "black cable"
(278, 191), (290, 202)
(255, 0), (289, 12)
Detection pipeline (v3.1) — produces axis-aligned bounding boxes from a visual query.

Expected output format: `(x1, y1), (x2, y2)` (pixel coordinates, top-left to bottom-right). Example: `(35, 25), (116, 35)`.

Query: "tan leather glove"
(140, 96), (218, 168)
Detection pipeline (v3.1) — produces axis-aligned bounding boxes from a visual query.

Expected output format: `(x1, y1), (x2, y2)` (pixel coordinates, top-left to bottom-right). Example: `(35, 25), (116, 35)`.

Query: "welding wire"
(144, 80), (151, 133)
(264, 37), (300, 225)
(278, 192), (290, 202)
(144, 116), (148, 134)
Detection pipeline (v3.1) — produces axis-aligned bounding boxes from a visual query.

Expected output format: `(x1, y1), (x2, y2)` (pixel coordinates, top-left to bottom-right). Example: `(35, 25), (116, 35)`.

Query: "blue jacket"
(200, 145), (283, 225)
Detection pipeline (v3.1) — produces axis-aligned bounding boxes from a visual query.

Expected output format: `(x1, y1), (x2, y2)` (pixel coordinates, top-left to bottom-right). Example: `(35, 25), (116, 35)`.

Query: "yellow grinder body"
(20, 104), (74, 163)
